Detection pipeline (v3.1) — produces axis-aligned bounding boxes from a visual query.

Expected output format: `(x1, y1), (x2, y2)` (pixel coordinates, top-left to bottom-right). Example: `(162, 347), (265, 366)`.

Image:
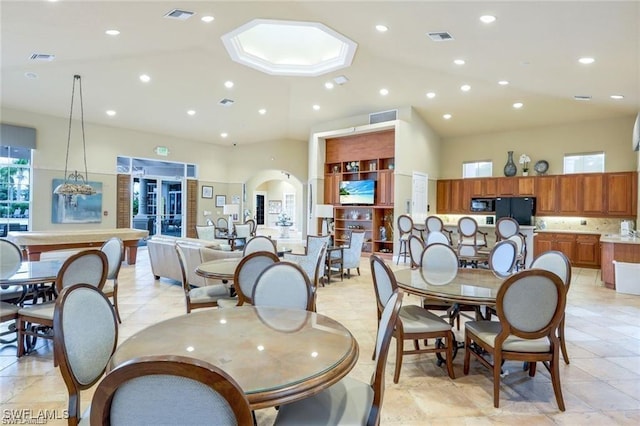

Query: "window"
(0, 146), (32, 235)
(462, 161), (492, 178)
(563, 152), (604, 174)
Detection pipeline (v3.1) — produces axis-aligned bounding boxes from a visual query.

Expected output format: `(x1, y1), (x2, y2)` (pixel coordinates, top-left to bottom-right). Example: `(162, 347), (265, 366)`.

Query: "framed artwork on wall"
(216, 195), (226, 207)
(268, 200), (282, 214)
(201, 185), (213, 199)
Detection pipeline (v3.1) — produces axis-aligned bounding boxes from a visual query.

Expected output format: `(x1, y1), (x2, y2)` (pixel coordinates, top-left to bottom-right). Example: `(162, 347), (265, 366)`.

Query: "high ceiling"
(1, 1), (639, 147)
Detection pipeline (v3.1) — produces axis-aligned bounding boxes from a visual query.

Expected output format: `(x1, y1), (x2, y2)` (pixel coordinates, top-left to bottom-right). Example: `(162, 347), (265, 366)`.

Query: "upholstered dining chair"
(214, 217), (228, 238)
(195, 224), (217, 241)
(233, 223), (251, 250)
(426, 230), (451, 246)
(245, 218), (257, 237)
(90, 355), (253, 426)
(53, 283), (118, 426)
(488, 239), (518, 278)
(338, 230), (366, 278)
(218, 251), (280, 308)
(175, 243), (230, 313)
(425, 215), (453, 245)
(0, 301), (20, 344)
(285, 235), (330, 284)
(463, 269), (567, 411)
(242, 235), (277, 256)
(530, 250), (572, 364)
(0, 238), (28, 305)
(17, 249), (108, 360)
(252, 262), (314, 311)
(275, 290), (402, 426)
(100, 237), (124, 323)
(495, 217), (520, 240)
(396, 214), (414, 264)
(508, 233), (527, 271)
(457, 216), (488, 249)
(408, 234), (425, 269)
(370, 255), (455, 382)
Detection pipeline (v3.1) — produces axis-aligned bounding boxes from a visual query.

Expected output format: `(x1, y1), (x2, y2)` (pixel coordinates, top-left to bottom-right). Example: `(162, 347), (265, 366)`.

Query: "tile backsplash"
(537, 217), (633, 233)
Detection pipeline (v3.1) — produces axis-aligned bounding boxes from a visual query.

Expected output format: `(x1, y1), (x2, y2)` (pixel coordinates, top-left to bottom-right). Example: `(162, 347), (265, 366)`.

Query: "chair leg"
(393, 334), (404, 384)
(493, 352), (502, 408)
(16, 317), (25, 357)
(463, 333), (471, 375)
(445, 332), (455, 379)
(559, 317), (569, 364)
(550, 351), (566, 411)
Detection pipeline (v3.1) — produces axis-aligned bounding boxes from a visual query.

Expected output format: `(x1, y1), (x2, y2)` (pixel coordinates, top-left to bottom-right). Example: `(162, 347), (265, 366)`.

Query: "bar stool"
(396, 214), (414, 264)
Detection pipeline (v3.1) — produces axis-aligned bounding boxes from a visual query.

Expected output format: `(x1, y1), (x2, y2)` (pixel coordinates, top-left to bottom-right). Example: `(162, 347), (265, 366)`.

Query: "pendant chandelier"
(53, 74), (96, 196)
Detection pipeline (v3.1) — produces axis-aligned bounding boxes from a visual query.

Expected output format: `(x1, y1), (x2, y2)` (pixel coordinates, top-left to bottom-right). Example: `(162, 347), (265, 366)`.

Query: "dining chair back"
(284, 235), (330, 286)
(233, 223), (251, 249)
(370, 255), (455, 382)
(53, 283), (118, 426)
(408, 234), (425, 268)
(421, 242), (459, 275)
(176, 243), (230, 313)
(488, 239), (518, 278)
(0, 238), (26, 305)
(425, 215), (453, 244)
(233, 251), (280, 306)
(507, 233), (527, 270)
(100, 237), (124, 323)
(242, 235), (277, 256)
(274, 290), (403, 426)
(90, 355), (253, 426)
(195, 225), (217, 241)
(253, 262), (314, 311)
(215, 217), (228, 238)
(463, 269), (567, 410)
(396, 215), (414, 264)
(426, 230), (451, 246)
(531, 250), (572, 363)
(245, 218), (257, 236)
(495, 217), (520, 240)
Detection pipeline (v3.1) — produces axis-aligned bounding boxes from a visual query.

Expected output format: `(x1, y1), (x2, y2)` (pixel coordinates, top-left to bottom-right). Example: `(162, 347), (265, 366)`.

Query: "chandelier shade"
(53, 74), (96, 196)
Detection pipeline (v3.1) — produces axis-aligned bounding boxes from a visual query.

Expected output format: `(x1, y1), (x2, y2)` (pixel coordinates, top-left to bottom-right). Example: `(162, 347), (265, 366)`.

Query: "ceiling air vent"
(218, 98), (235, 107)
(369, 109), (398, 124)
(29, 53), (55, 61)
(573, 95), (592, 101)
(164, 9), (194, 20)
(427, 32), (454, 42)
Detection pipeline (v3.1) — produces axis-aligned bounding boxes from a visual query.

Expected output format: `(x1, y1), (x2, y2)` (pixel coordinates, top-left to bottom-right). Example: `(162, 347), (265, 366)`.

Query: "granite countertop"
(600, 233), (640, 245)
(534, 229), (604, 235)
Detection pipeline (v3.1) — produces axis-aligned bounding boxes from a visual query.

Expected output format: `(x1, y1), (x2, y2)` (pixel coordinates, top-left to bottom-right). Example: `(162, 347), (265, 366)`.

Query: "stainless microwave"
(470, 198), (495, 212)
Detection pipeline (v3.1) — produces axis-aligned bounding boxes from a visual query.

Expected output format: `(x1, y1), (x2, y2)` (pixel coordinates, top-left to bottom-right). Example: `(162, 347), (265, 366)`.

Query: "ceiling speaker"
(369, 109), (398, 124)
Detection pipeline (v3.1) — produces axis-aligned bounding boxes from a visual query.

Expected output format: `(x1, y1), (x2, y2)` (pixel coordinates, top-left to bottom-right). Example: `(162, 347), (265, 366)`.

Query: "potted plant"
(519, 154), (531, 176)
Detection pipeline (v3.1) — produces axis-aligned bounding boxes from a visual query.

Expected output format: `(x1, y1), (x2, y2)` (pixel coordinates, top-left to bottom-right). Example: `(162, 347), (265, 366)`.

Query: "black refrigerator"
(495, 197), (535, 226)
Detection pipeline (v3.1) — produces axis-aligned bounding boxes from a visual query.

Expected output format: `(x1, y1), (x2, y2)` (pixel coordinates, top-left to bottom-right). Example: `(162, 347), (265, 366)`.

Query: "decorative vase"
(522, 171), (529, 176)
(503, 151), (517, 177)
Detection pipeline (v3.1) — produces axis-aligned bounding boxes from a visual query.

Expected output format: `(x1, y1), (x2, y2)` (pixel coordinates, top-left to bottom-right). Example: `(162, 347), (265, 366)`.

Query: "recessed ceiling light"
(312, 104), (320, 111)
(379, 88), (389, 96)
(187, 110), (196, 116)
(375, 24), (388, 32)
(479, 15), (496, 24)
(513, 102), (524, 109)
(220, 133), (228, 138)
(498, 80), (510, 86)
(610, 94), (624, 100)
(426, 92), (436, 99)
(105, 29), (120, 36)
(201, 15), (215, 23)
(106, 110), (116, 117)
(443, 114), (452, 120)
(139, 74), (151, 83)
(578, 57), (595, 65)
(224, 80), (234, 88)
(333, 75), (349, 85)
(24, 72), (38, 79)
(324, 81), (334, 89)
(453, 59), (465, 65)
(258, 108), (267, 115)
(460, 84), (471, 92)
(574, 95), (592, 101)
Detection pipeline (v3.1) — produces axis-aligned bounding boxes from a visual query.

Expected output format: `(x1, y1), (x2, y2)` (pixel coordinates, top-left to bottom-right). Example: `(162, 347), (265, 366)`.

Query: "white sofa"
(147, 235), (241, 286)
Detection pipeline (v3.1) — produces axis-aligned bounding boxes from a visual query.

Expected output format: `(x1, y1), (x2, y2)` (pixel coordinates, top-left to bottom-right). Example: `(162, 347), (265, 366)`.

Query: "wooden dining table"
(107, 306), (359, 409)
(195, 257), (240, 281)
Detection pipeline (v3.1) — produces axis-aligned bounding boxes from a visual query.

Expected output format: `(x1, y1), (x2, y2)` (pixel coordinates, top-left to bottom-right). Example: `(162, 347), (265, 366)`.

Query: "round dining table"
(195, 257), (241, 281)
(107, 306), (359, 409)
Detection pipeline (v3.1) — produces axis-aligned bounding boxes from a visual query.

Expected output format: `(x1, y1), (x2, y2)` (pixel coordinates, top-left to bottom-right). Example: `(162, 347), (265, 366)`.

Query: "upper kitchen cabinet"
(582, 173), (605, 215)
(516, 176), (536, 196)
(607, 172), (637, 216)
(436, 180), (451, 213)
(557, 174), (581, 215)
(535, 176), (557, 215)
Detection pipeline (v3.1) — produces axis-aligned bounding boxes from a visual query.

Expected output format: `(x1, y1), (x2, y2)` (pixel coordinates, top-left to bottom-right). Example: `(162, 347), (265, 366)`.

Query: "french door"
(133, 176), (184, 237)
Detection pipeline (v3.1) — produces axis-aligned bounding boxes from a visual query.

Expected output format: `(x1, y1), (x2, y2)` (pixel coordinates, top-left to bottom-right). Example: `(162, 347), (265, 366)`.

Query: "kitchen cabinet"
(450, 180), (466, 213)
(534, 232), (600, 268)
(607, 172), (637, 216)
(535, 176), (557, 214)
(557, 175), (581, 215)
(601, 237), (640, 289)
(436, 180), (451, 213)
(516, 177), (536, 196)
(582, 174), (605, 215)
(497, 177), (516, 196)
(483, 178), (498, 196)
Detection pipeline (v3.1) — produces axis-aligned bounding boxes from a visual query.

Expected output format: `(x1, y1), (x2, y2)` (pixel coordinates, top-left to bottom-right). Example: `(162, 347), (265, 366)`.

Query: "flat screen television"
(339, 180), (375, 205)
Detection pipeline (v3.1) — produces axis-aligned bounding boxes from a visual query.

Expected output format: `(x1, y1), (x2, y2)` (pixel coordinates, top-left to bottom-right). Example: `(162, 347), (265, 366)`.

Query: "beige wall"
(439, 115), (638, 178)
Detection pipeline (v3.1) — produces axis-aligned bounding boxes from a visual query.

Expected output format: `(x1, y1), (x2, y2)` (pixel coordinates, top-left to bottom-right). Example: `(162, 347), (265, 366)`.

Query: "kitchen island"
(600, 233), (640, 290)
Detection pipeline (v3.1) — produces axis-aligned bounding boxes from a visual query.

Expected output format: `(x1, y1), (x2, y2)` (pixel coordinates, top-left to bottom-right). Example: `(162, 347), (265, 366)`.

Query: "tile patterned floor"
(1, 248), (639, 425)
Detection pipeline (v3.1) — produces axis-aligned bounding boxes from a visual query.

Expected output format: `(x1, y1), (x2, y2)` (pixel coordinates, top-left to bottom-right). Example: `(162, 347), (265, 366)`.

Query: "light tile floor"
(1, 249), (639, 425)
